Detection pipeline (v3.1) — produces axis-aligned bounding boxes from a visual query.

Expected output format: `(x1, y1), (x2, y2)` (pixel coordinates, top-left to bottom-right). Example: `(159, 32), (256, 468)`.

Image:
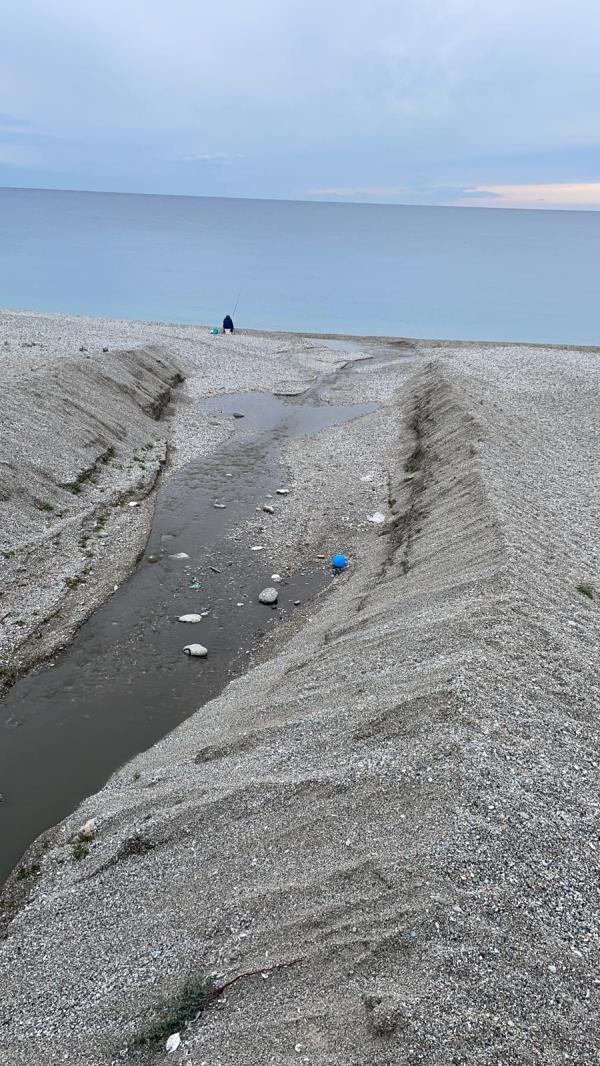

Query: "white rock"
(263, 504), (275, 514)
(170, 552), (190, 560)
(127, 501), (140, 507)
(276, 488), (290, 495)
(72, 817), (97, 843)
(367, 511), (386, 524)
(214, 502), (226, 509)
(251, 545), (264, 551)
(271, 574), (282, 582)
(183, 644), (208, 657)
(360, 473), (374, 482)
(259, 587), (278, 604)
(166, 1032), (181, 1053)
(178, 614), (203, 623)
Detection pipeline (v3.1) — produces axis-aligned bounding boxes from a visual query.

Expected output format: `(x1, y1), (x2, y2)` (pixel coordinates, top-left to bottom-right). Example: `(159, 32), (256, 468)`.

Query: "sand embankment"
(0, 335), (597, 1064)
(0, 343), (183, 687)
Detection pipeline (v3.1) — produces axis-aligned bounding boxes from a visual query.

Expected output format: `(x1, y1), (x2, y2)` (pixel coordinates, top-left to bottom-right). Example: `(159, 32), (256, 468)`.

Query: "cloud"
(457, 183), (600, 210)
(0, 112), (31, 130)
(303, 184), (502, 206)
(304, 182), (600, 210)
(0, 1), (599, 202)
(175, 153), (244, 165)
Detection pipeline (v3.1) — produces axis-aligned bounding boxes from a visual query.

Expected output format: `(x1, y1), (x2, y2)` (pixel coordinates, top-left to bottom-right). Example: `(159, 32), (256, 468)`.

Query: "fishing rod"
(232, 290), (241, 318)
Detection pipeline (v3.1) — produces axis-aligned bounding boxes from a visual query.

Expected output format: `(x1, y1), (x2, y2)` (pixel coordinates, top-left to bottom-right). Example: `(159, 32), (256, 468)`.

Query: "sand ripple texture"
(1, 338), (599, 1065)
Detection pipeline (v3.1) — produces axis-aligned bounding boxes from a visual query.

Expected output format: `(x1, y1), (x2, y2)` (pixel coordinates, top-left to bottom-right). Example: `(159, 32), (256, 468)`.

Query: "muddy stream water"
(0, 342), (391, 883)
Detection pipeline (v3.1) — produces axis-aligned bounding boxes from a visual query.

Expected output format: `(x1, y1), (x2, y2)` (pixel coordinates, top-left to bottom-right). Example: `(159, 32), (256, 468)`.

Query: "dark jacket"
(223, 315), (234, 332)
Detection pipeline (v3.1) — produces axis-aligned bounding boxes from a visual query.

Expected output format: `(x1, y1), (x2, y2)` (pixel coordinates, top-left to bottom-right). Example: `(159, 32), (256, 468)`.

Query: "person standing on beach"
(222, 314), (234, 333)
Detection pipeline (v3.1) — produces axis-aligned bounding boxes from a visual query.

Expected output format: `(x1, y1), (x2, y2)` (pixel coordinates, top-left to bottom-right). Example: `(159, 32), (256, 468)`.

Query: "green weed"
(129, 974), (216, 1049)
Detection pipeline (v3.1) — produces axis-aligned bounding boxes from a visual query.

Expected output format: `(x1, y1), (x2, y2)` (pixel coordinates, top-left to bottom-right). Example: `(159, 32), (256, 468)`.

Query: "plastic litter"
(188, 579), (201, 590)
(166, 1032), (181, 1053)
(170, 552), (189, 560)
(210, 328), (219, 336)
(71, 817), (97, 843)
(331, 553), (347, 571)
(367, 512), (386, 524)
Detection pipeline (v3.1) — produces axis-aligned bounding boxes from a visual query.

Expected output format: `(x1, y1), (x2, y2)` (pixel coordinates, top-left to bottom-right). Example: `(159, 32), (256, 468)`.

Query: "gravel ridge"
(0, 340), (597, 1065)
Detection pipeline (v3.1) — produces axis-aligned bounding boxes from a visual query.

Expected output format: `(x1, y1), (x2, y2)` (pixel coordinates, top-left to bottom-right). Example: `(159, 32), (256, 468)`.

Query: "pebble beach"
(0, 309), (599, 1065)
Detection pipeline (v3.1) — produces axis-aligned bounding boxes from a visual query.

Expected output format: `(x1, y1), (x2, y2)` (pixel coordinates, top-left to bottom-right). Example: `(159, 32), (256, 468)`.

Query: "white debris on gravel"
(165, 1032), (181, 1053)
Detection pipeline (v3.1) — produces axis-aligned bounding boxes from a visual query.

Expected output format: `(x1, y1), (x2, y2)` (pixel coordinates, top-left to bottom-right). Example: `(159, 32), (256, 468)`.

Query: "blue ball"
(331, 553), (347, 570)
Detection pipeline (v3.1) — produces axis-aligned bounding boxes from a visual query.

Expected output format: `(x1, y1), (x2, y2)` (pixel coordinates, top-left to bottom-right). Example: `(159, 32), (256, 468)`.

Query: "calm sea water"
(0, 186), (598, 344)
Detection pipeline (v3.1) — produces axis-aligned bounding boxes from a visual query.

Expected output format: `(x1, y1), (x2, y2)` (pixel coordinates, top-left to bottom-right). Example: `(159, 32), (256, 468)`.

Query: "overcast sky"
(1, 0), (599, 208)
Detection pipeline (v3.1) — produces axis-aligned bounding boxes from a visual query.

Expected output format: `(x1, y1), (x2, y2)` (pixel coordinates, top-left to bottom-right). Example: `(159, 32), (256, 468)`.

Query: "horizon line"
(1, 182), (599, 215)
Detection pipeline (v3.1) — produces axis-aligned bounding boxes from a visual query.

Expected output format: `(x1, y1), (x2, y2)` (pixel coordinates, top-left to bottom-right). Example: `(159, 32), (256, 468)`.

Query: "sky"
(1, 0), (600, 209)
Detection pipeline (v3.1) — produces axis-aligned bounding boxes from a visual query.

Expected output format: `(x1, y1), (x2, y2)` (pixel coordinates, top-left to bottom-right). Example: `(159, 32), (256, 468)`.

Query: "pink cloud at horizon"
(459, 182), (600, 210)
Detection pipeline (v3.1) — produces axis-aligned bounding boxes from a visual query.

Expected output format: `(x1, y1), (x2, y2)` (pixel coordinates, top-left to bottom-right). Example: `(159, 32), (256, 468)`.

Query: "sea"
(0, 185), (599, 345)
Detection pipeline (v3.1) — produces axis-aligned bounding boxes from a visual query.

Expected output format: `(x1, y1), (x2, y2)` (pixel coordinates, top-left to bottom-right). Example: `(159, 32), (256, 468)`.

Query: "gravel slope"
(0, 311), (356, 688)
(0, 338), (598, 1065)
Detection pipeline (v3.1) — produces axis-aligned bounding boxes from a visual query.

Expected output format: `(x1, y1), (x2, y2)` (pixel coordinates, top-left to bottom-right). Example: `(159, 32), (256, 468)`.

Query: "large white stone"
(259, 587), (278, 605)
(183, 643), (208, 657)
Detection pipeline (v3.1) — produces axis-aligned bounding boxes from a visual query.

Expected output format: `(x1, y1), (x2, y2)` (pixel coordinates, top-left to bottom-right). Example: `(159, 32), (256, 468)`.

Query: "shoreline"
(0, 311), (598, 1063)
(4, 304), (600, 352)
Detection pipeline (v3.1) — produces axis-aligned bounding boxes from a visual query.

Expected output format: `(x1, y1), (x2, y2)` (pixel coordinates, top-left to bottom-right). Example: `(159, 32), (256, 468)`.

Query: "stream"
(0, 347), (382, 884)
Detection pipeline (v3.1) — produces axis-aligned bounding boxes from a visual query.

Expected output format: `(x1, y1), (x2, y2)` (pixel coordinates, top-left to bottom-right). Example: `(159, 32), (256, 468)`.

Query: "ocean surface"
(0, 186), (599, 344)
